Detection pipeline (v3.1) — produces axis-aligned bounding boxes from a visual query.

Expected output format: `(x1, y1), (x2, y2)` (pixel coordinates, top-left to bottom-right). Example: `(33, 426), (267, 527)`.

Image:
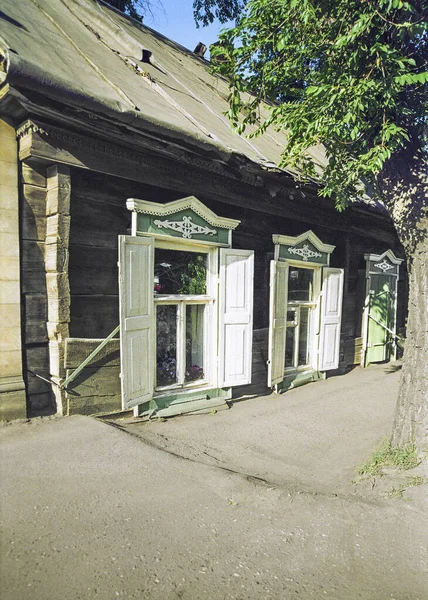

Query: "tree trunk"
(379, 147), (428, 455)
(391, 233), (428, 453)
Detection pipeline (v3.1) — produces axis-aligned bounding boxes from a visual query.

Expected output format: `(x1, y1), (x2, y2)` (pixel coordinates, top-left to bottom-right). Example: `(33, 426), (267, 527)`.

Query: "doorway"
(362, 250), (403, 366)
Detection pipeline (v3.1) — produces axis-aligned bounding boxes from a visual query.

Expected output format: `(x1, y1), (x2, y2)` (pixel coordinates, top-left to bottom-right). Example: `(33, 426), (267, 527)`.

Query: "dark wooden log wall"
(14, 117), (407, 418)
(68, 168), (406, 375)
(64, 338), (121, 415)
(69, 169), (182, 337)
(19, 163), (55, 416)
(67, 170), (184, 413)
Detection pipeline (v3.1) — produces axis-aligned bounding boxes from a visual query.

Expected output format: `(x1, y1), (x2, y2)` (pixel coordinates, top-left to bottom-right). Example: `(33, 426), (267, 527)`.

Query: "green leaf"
(275, 36), (288, 52)
(395, 71), (428, 85)
(206, 0), (426, 203)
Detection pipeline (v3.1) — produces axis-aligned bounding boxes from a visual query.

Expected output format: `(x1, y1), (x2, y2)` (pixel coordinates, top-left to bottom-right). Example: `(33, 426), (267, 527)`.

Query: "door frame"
(361, 249), (403, 367)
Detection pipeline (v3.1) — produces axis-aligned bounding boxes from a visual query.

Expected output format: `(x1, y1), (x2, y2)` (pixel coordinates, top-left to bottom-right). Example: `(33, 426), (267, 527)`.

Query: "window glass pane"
(298, 307), (310, 366)
(287, 309), (297, 323)
(185, 305), (205, 383)
(285, 327), (296, 368)
(156, 305), (178, 386)
(154, 249), (207, 295)
(288, 268), (313, 301)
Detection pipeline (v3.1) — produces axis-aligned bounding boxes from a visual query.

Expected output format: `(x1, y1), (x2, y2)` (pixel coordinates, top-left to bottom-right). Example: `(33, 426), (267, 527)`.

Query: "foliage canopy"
(103, 0), (151, 22)
(105, 0), (244, 27)
(193, 0), (244, 26)
(208, 0), (427, 209)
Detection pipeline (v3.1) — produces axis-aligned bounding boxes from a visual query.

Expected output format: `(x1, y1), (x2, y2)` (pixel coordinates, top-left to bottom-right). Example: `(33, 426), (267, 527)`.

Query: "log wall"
(69, 170), (181, 338)
(19, 162), (54, 416)
(13, 120), (407, 418)
(66, 171), (183, 414)
(68, 168), (406, 380)
(64, 338), (121, 416)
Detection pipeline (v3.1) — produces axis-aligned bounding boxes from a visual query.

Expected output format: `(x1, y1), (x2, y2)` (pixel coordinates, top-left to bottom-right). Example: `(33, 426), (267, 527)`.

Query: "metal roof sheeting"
(0, 0), (328, 175)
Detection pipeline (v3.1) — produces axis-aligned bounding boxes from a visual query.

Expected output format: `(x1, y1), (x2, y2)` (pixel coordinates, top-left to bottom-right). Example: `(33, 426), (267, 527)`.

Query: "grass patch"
(387, 487), (406, 499)
(386, 475), (427, 500)
(357, 440), (420, 477)
(406, 475), (426, 487)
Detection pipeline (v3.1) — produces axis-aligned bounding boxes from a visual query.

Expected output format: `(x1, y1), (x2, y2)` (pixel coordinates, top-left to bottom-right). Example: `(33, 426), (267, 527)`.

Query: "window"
(285, 267), (316, 369)
(120, 199), (254, 413)
(154, 249), (207, 295)
(268, 231), (343, 389)
(154, 248), (213, 390)
(288, 267), (314, 301)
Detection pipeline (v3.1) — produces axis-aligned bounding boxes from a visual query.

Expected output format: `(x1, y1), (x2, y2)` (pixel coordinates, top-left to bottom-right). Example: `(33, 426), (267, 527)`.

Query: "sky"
(142, 0), (234, 57)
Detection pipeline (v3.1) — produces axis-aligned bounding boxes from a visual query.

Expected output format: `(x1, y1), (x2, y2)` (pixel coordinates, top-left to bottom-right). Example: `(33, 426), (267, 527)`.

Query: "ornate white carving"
(153, 216), (217, 239)
(374, 260), (394, 273)
(129, 196), (240, 230)
(288, 244), (322, 261)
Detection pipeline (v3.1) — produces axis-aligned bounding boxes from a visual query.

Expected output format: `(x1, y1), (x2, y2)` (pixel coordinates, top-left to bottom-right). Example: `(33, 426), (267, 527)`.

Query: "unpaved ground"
(1, 364), (427, 599)
(119, 363), (407, 496)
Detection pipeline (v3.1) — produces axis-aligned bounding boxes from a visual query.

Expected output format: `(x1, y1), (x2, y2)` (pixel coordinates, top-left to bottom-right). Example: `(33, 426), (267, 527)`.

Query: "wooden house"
(0, 0), (406, 420)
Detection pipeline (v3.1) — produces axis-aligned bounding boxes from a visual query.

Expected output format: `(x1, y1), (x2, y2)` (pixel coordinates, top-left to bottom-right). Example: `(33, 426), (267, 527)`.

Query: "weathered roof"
(0, 0), (326, 176)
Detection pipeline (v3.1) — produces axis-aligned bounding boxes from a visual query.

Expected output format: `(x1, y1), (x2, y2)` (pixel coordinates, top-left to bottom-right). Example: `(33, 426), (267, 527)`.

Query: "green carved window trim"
(273, 231), (335, 267)
(136, 211), (230, 245)
(127, 196), (240, 248)
(278, 242), (329, 265)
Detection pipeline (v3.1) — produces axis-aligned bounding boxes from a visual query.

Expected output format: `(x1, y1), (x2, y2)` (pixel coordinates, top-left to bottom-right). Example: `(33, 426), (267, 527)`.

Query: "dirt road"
(1, 364), (427, 599)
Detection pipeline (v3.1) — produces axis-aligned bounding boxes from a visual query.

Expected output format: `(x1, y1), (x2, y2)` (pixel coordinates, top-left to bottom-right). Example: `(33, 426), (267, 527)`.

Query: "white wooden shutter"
(268, 261), (289, 387)
(319, 267), (344, 371)
(118, 235), (154, 409)
(219, 249), (254, 387)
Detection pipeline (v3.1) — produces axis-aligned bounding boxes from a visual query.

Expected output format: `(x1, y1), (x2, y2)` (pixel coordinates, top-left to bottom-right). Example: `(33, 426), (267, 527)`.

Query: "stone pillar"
(45, 165), (71, 416)
(0, 120), (27, 420)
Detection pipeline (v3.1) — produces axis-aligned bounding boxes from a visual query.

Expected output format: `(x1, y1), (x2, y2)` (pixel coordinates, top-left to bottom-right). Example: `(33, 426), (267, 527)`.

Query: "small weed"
(387, 487), (406, 499)
(406, 475), (427, 487)
(386, 475), (427, 500)
(357, 440), (420, 477)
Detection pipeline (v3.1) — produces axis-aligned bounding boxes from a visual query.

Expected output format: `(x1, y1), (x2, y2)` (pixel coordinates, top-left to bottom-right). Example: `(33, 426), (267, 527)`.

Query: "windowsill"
(287, 301), (317, 307)
(155, 380), (211, 396)
(154, 294), (214, 302)
(284, 365), (314, 374)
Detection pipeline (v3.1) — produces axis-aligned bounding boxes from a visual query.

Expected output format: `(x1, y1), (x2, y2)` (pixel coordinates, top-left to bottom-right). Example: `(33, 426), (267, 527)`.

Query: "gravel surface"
(1, 363), (427, 599)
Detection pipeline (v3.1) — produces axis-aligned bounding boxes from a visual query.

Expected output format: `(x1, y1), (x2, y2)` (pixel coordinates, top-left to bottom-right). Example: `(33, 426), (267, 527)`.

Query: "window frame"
(153, 239), (218, 394)
(282, 260), (322, 373)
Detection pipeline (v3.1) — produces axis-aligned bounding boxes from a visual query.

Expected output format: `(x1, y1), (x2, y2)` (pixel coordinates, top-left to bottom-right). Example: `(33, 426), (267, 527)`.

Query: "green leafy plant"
(387, 475), (427, 499)
(406, 475), (426, 486)
(178, 255), (207, 295)
(357, 439), (420, 477)
(155, 252), (206, 295)
(204, 0), (427, 454)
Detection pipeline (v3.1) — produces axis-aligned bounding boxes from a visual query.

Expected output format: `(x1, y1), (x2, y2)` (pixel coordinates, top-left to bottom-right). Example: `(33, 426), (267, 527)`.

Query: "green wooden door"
(365, 273), (396, 365)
